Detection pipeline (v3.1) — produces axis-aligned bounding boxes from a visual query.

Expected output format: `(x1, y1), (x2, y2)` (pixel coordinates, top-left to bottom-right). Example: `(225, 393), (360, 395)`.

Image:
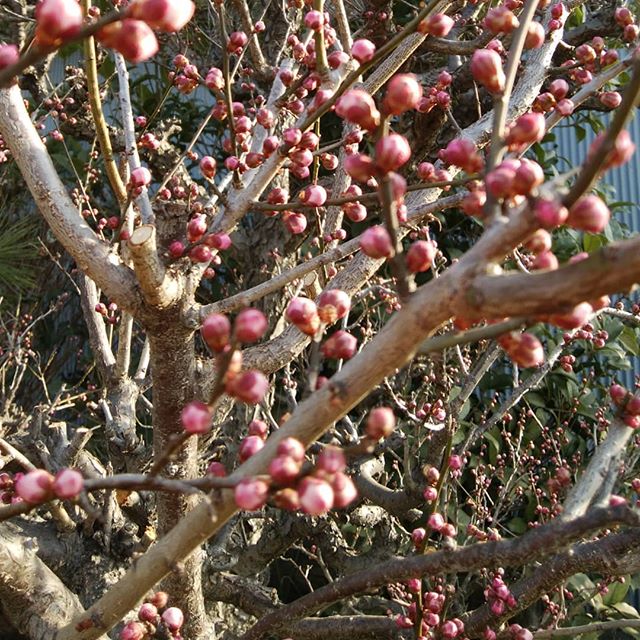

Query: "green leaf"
(619, 326), (640, 356)
(601, 578), (630, 605)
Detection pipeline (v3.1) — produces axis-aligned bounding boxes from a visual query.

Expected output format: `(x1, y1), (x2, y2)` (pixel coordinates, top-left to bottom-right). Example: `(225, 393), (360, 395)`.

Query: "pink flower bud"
(555, 98), (574, 116)
(360, 225), (394, 259)
(599, 91), (622, 109)
(344, 153), (376, 182)
(549, 302), (593, 330)
(35, 0), (83, 47)
(513, 159), (544, 195)
(548, 79), (569, 100)
(441, 138), (484, 173)
(201, 313), (231, 352)
(610, 383), (627, 405)
(207, 461), (227, 476)
(524, 229), (552, 254)
(441, 523), (457, 538)
(418, 12), (454, 37)
(406, 240), (436, 273)
(351, 38), (376, 63)
(531, 249), (559, 271)
(227, 370), (269, 404)
(138, 603), (158, 623)
(289, 147), (313, 167)
(567, 195), (610, 233)
(98, 19), (159, 63)
(206, 67), (224, 91)
(269, 455), (301, 484)
(235, 477), (269, 510)
(506, 332), (544, 368)
(181, 401), (211, 434)
(448, 454), (463, 470)
(335, 90), (380, 130)
(331, 472), (357, 508)
(366, 406), (396, 439)
(300, 184), (327, 207)
(534, 198), (568, 228)
(129, 0), (195, 32)
(328, 50), (349, 69)
(234, 308), (267, 343)
(624, 24), (639, 41)
(506, 112), (546, 146)
(276, 438), (305, 463)
(52, 468), (83, 499)
(317, 446), (346, 475)
(161, 606), (184, 633)
(247, 419), (268, 440)
(298, 477), (334, 515)
(423, 486), (438, 502)
(484, 6), (519, 34)
(321, 330), (357, 359)
(228, 31), (248, 52)
(375, 133), (411, 172)
(120, 621), (147, 640)
(615, 6), (634, 26)
(15, 469), (54, 504)
(411, 527), (426, 546)
(199, 155), (217, 178)
(485, 166), (516, 200)
(441, 620), (460, 638)
(471, 49), (505, 94)
(428, 512), (445, 531)
(525, 21), (545, 48)
(589, 130), (635, 170)
(383, 74), (423, 115)
(318, 289), (351, 324)
(417, 162), (436, 181)
(286, 297), (320, 335)
(283, 211), (307, 235)
(187, 214), (207, 242)
(129, 166), (151, 189)
(0, 45), (19, 71)
(304, 9), (324, 30)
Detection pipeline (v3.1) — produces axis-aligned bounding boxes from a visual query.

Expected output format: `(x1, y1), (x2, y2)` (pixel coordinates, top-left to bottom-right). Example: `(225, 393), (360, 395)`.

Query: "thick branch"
(128, 225), (181, 308)
(0, 85), (141, 314)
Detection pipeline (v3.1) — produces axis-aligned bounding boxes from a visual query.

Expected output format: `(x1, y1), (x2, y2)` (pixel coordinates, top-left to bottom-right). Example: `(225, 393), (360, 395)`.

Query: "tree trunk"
(150, 321), (213, 639)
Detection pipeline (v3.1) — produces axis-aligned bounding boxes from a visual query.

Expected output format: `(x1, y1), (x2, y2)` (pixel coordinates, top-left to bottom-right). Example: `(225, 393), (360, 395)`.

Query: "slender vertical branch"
(81, 0), (127, 207)
(484, 0), (540, 221)
(114, 53), (154, 224)
(313, 0), (329, 78)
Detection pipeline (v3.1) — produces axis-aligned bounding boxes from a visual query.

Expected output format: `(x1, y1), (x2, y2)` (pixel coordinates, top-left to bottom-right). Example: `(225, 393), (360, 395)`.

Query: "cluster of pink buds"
(286, 289), (351, 337)
(610, 384), (640, 429)
(128, 166), (152, 196)
(396, 589), (462, 637)
(484, 570), (517, 617)
(498, 332), (544, 368)
(614, 6), (639, 42)
(10, 467), (83, 504)
(166, 208), (232, 264)
(416, 70), (453, 114)
(235, 436), (357, 514)
(169, 55), (200, 94)
(183, 310), (270, 416)
(508, 624), (533, 640)
(120, 593), (184, 639)
(95, 301), (120, 325)
(96, 0), (195, 63)
(427, 511), (457, 538)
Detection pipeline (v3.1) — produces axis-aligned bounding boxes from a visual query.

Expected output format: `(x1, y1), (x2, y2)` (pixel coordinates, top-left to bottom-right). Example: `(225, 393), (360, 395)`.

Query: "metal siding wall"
(552, 113), (640, 385)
